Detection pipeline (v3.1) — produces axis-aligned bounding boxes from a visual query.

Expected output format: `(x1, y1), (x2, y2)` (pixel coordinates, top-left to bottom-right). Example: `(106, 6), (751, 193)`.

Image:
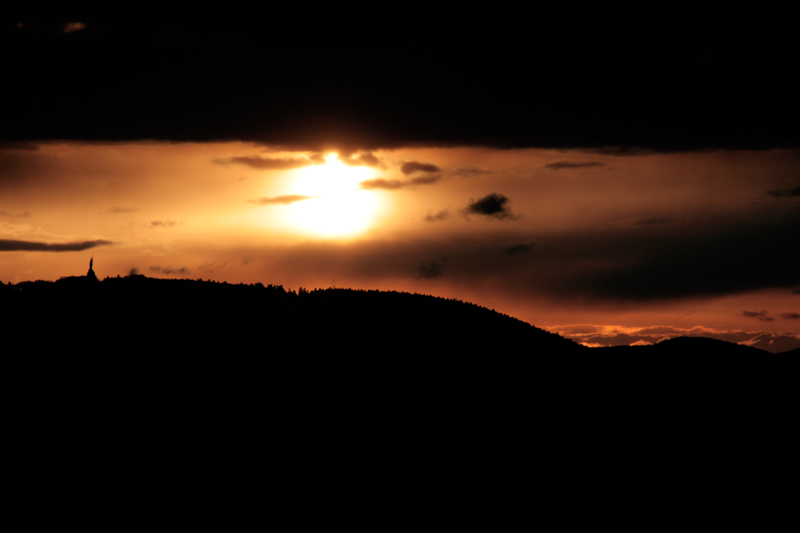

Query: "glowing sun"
(285, 153), (382, 237)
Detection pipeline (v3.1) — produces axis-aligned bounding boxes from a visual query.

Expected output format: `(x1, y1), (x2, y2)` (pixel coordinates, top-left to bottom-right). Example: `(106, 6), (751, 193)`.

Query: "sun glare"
(285, 153), (382, 237)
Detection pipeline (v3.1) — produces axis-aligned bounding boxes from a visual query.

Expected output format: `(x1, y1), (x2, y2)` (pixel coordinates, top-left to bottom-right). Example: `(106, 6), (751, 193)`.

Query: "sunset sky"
(3, 4), (798, 351)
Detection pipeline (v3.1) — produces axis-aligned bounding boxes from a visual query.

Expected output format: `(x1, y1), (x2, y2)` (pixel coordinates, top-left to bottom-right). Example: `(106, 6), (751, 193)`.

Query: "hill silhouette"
(4, 272), (795, 524)
(2, 273), (582, 355)
(2, 273), (791, 356)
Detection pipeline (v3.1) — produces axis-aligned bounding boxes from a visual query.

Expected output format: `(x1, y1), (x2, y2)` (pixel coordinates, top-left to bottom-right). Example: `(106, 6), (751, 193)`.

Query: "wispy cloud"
(359, 179), (404, 190)
(106, 206), (139, 214)
(341, 151), (384, 168)
(249, 195), (315, 205)
(424, 210), (451, 222)
(0, 239), (113, 252)
(360, 175), (441, 190)
(149, 266), (189, 276)
(401, 161), (441, 175)
(215, 155), (323, 170)
(743, 310), (774, 321)
(409, 175), (441, 185)
(198, 260), (230, 273)
(0, 211), (31, 218)
(150, 219), (178, 228)
(452, 166), (492, 177)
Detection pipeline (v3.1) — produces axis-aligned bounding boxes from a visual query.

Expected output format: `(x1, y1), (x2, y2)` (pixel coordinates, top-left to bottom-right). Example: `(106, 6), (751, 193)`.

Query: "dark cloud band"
(401, 162), (441, 175)
(215, 156), (322, 170)
(767, 186), (800, 198)
(4, 7), (797, 151)
(0, 239), (113, 252)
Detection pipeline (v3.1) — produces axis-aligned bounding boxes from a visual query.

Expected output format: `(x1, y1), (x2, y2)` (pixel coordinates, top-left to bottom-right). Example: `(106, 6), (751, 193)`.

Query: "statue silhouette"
(87, 255), (97, 281)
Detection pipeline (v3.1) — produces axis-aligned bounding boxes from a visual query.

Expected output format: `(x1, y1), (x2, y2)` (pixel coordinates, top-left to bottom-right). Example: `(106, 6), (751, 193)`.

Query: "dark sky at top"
(4, 2), (798, 151)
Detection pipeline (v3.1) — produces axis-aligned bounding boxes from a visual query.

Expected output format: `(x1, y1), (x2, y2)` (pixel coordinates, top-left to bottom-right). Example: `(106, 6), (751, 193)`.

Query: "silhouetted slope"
(5, 274), (795, 496)
(2, 275), (583, 355)
(3, 275), (794, 358)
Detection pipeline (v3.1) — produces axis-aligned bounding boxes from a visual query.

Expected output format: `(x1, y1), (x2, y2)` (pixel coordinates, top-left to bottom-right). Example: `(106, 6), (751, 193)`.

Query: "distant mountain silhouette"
(596, 336), (776, 355)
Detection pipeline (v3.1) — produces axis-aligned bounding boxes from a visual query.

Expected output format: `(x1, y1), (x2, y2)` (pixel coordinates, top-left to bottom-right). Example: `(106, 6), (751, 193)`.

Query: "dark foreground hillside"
(7, 273), (793, 419)
(0, 272), (578, 353)
(3, 274), (793, 357)
(2, 274), (582, 355)
(3, 274), (796, 513)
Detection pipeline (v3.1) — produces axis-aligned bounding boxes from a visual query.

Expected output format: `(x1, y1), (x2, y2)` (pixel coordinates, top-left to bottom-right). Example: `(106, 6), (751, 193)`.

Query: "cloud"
(216, 214), (799, 307)
(410, 175), (441, 186)
(0, 239), (113, 252)
(240, 206), (800, 305)
(215, 155), (322, 170)
(359, 176), (441, 190)
(128, 267), (139, 276)
(401, 162), (442, 175)
(767, 186), (800, 198)
(736, 332), (800, 353)
(63, 22), (87, 34)
(793, 288), (800, 295)
(149, 266), (189, 276)
(106, 206), (139, 214)
(554, 324), (800, 353)
(545, 161), (605, 170)
(0, 211), (31, 218)
(150, 219), (178, 228)
(415, 258), (447, 279)
(506, 241), (536, 255)
(630, 339), (653, 346)
(4, 8), (797, 152)
(778, 312), (800, 320)
(359, 179), (404, 190)
(743, 310), (775, 322)
(636, 216), (676, 225)
(452, 166), (492, 177)
(424, 210), (451, 222)
(341, 152), (384, 168)
(249, 195), (315, 205)
(198, 260), (230, 273)
(465, 193), (517, 219)
(552, 216), (800, 302)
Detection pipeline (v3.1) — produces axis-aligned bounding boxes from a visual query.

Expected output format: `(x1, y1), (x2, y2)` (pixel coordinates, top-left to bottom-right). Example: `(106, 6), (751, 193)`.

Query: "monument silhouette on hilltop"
(86, 255), (97, 281)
